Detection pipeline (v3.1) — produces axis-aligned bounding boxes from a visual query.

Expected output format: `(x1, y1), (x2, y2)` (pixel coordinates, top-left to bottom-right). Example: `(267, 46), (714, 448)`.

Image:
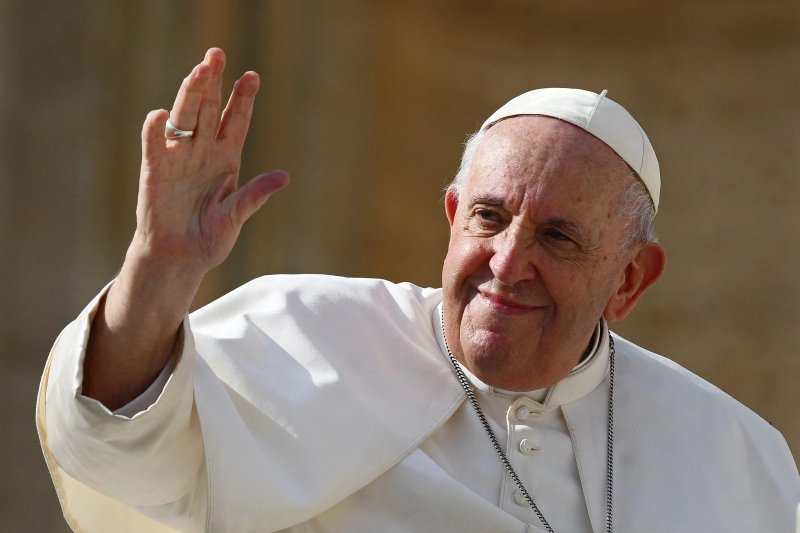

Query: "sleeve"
(37, 282), (207, 532)
(112, 355), (173, 418)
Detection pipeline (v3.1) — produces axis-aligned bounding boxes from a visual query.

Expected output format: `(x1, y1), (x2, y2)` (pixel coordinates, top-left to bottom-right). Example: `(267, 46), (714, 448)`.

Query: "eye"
(543, 229), (573, 243)
(466, 206), (507, 233)
(476, 208), (501, 222)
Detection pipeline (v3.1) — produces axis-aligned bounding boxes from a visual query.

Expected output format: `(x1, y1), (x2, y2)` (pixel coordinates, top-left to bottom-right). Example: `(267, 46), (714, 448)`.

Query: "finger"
(168, 61), (212, 133)
(141, 109), (169, 165)
(226, 170), (291, 225)
(217, 71), (260, 149)
(195, 48), (227, 141)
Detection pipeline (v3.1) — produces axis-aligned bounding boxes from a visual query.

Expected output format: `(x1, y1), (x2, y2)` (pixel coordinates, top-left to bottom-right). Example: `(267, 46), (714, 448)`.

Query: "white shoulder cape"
(38, 275), (800, 532)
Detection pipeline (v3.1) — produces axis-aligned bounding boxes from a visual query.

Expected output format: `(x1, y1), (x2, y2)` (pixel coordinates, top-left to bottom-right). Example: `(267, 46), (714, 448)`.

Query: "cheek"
(443, 237), (491, 283)
(538, 256), (609, 310)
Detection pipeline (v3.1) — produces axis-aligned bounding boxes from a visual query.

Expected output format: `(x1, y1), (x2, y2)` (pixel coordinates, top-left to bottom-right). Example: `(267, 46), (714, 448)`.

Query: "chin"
(461, 331), (520, 375)
(459, 326), (568, 390)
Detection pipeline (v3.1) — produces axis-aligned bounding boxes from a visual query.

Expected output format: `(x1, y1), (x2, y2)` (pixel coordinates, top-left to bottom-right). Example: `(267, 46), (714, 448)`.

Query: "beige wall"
(2, 1), (798, 530)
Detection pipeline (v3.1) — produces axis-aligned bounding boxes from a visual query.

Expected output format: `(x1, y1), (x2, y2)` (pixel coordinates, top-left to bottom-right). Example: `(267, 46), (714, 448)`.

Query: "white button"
(516, 406), (531, 420)
(519, 438), (538, 454)
(514, 489), (528, 506)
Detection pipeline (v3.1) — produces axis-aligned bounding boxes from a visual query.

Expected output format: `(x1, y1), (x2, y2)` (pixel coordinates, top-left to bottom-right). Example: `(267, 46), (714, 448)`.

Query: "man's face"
(441, 116), (638, 391)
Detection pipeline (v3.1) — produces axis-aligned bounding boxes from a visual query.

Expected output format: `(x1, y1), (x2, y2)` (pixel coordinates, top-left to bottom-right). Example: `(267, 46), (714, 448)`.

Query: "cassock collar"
(433, 303), (610, 409)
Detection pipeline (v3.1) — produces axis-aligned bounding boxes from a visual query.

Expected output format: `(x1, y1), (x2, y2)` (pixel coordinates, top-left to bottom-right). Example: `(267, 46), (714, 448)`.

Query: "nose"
(488, 231), (536, 286)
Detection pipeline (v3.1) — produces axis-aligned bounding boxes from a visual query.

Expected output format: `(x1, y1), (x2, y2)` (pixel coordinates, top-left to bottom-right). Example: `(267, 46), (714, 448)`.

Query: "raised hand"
(82, 49), (288, 408)
(135, 47), (289, 280)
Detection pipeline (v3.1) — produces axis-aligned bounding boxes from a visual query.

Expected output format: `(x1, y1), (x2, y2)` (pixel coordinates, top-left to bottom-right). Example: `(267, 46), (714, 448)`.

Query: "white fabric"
(421, 306), (611, 531)
(108, 304), (607, 532)
(113, 357), (173, 418)
(38, 275), (800, 532)
(482, 88), (660, 211)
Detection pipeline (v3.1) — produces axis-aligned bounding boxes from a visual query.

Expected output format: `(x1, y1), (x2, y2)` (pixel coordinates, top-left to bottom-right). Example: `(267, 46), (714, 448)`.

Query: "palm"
(134, 49), (288, 278)
(139, 135), (245, 268)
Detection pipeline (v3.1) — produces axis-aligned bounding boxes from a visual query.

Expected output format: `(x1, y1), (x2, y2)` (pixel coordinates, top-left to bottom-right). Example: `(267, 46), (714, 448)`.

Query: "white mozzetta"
(39, 275), (800, 532)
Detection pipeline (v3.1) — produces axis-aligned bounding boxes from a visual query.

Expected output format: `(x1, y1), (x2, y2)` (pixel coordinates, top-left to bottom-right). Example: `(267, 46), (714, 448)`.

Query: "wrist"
(106, 243), (205, 336)
(123, 235), (207, 295)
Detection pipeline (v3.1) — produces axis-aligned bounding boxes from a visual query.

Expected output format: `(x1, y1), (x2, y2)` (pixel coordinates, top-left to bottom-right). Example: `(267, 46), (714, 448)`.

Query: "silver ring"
(165, 119), (194, 139)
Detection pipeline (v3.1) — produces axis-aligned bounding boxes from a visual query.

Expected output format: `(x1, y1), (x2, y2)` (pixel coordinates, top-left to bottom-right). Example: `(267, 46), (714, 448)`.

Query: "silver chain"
(440, 319), (615, 533)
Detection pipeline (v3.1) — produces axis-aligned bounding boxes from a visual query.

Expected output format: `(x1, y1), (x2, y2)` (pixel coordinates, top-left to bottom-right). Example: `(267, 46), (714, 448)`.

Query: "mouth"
(478, 291), (543, 314)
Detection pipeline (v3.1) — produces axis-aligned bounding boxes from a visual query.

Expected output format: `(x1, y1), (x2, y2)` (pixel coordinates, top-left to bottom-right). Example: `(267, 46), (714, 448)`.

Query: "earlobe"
(603, 243), (666, 322)
(445, 187), (459, 226)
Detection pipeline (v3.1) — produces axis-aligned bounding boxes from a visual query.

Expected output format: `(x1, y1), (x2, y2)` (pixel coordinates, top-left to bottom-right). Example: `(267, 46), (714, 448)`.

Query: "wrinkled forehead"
(465, 117), (636, 229)
(475, 116), (633, 182)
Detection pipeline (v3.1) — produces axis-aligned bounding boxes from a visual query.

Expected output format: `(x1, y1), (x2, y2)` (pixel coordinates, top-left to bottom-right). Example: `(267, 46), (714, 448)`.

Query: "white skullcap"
(482, 88), (660, 212)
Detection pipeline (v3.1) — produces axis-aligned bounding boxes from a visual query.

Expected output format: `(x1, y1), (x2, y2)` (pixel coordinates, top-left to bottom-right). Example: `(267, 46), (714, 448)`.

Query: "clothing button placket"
(505, 397), (546, 516)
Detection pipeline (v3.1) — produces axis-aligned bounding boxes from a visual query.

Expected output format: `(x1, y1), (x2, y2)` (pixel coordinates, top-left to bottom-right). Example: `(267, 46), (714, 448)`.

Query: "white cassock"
(38, 275), (800, 532)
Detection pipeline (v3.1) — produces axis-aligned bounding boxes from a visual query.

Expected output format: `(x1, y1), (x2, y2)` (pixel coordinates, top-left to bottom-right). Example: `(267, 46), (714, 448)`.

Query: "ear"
(445, 186), (459, 226)
(603, 243), (666, 322)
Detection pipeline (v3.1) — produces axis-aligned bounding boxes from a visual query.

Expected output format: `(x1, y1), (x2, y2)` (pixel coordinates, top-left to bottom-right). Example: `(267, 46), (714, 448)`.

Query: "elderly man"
(38, 48), (799, 532)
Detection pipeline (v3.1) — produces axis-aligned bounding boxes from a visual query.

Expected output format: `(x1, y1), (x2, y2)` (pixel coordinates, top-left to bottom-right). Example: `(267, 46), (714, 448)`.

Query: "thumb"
(227, 170), (291, 225)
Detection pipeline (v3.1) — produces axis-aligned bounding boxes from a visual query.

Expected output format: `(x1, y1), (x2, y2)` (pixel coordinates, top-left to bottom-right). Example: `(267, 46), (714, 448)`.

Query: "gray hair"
(618, 172), (658, 249)
(448, 128), (658, 250)
(449, 129), (484, 200)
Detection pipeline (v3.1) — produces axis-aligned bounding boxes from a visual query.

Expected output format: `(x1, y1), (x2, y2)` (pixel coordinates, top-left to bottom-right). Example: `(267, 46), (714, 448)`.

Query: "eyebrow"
(469, 195), (506, 208)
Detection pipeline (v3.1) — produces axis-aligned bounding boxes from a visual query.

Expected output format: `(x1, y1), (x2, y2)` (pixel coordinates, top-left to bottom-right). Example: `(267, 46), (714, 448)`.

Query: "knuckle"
(147, 109), (167, 122)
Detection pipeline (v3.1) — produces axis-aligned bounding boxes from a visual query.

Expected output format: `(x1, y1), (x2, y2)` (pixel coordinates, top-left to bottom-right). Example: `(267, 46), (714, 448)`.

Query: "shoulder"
(609, 333), (800, 524)
(194, 274), (441, 310)
(192, 274), (442, 326)
(611, 332), (784, 442)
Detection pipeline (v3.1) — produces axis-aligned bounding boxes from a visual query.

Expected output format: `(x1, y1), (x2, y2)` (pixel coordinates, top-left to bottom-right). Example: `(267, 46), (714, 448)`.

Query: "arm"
(38, 49), (288, 530)
(82, 48), (289, 409)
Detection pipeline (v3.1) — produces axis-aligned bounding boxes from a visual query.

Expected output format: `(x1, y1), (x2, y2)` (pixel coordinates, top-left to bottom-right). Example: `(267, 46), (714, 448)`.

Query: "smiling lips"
(478, 290), (543, 314)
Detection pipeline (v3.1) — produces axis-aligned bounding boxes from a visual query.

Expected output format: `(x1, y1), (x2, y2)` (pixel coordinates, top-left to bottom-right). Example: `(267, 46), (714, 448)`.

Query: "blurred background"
(2, 0), (799, 530)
